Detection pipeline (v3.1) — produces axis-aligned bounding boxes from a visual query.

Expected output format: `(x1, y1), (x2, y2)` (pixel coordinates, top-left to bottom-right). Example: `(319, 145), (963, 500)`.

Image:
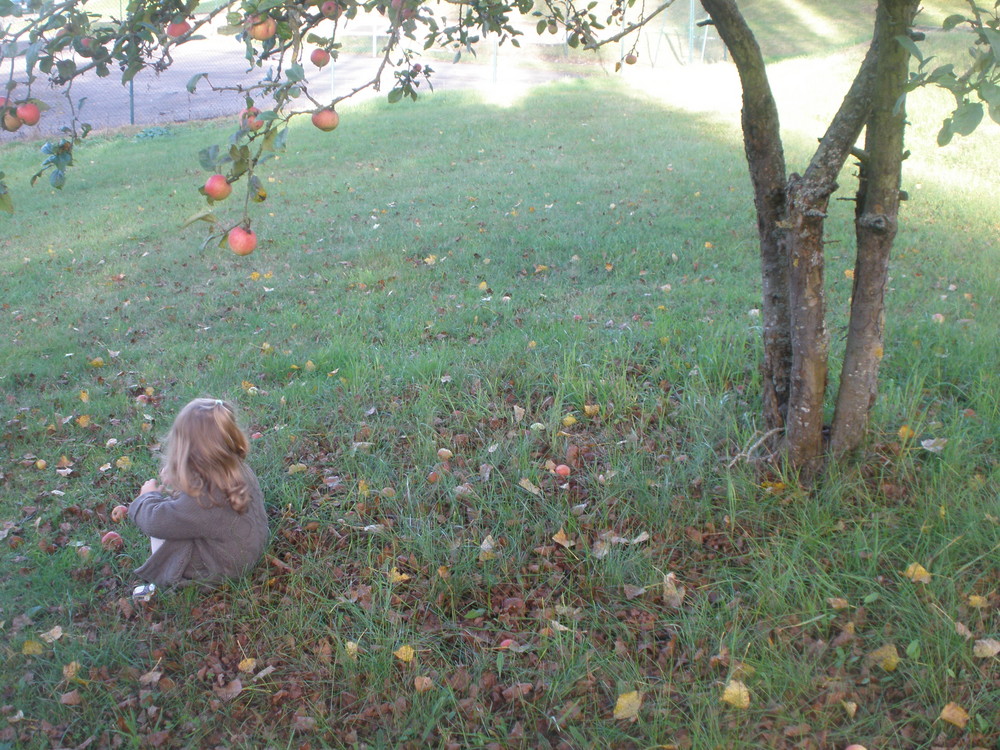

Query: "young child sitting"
(128, 398), (269, 588)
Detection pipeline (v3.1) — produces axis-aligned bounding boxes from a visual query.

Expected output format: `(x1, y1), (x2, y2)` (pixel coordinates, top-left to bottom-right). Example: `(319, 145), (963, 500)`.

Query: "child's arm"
(128, 488), (211, 541)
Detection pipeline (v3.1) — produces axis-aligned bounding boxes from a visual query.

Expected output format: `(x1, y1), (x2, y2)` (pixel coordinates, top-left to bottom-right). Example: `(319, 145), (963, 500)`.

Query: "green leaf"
(937, 119), (954, 146)
(285, 63), (305, 83)
(942, 14), (965, 31)
(951, 101), (983, 135)
(983, 28), (1000, 62)
(181, 208), (218, 229)
(894, 34), (923, 62)
(186, 72), (208, 93)
(387, 87), (403, 104)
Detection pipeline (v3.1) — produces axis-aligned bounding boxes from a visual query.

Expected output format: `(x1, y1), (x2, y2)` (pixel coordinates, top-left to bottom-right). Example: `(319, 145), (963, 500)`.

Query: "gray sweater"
(128, 466), (268, 588)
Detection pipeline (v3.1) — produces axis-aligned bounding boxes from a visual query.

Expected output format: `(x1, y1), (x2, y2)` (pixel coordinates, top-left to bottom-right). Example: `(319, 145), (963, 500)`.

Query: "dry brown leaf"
(623, 585), (646, 600)
(478, 535), (496, 562)
(138, 669), (162, 686)
(938, 701), (970, 728)
(552, 528), (575, 548)
(720, 679), (750, 709)
(513, 405), (525, 423)
(518, 477), (541, 496)
(60, 689), (83, 707)
(40, 625), (64, 643)
(827, 597), (850, 610)
(62, 661), (81, 682)
(414, 675), (434, 693)
(662, 572), (686, 608)
(954, 620), (973, 640)
(903, 562), (931, 584)
(866, 643), (900, 672)
(213, 678), (243, 701)
(613, 690), (642, 720)
(972, 638), (1000, 658)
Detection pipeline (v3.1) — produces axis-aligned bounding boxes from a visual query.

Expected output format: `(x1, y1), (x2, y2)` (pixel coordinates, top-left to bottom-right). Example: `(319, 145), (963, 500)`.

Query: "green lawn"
(0, 17), (998, 750)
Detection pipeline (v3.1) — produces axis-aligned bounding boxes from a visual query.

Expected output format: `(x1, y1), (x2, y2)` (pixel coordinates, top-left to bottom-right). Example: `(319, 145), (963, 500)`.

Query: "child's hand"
(140, 478), (161, 495)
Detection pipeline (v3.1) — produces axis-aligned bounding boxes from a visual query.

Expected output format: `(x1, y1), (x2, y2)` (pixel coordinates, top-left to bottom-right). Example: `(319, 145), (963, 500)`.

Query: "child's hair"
(160, 398), (252, 513)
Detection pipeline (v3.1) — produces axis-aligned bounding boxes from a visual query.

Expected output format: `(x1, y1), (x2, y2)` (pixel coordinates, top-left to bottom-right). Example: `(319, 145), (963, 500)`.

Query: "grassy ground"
(0, 19), (998, 750)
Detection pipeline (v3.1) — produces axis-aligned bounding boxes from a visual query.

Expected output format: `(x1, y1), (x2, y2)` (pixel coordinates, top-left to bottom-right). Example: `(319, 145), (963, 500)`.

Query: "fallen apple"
(101, 531), (123, 551)
(111, 505), (129, 523)
(554, 464), (571, 477)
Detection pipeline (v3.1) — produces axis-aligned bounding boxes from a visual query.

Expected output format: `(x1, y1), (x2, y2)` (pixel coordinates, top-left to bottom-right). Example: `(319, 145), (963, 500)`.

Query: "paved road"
(12, 19), (581, 137)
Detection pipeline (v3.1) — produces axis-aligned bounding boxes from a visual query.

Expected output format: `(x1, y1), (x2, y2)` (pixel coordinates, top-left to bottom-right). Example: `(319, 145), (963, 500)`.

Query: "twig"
(727, 427), (783, 468)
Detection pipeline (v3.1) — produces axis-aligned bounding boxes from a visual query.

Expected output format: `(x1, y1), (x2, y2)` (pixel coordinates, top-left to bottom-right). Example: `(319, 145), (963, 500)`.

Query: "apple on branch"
(312, 108), (339, 132)
(228, 226), (257, 256)
(203, 174), (232, 202)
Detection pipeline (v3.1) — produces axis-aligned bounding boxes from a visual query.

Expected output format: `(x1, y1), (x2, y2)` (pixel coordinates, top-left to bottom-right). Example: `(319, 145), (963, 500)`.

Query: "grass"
(1, 20), (998, 750)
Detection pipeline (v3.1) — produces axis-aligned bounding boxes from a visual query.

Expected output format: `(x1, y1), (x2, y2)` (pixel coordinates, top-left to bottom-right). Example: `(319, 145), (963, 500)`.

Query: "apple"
(2, 112), (21, 132)
(411, 63), (422, 74)
(111, 505), (129, 523)
(844, 746), (867, 750)
(76, 545), (92, 560)
(554, 464), (571, 477)
(624, 53), (638, 65)
(248, 15), (277, 41)
(228, 226), (257, 256)
(311, 108), (339, 131)
(101, 531), (123, 551)
(203, 174), (232, 201)
(240, 107), (264, 131)
(16, 102), (40, 126)
(321, 1), (342, 18)
(166, 20), (191, 38)
(310, 48), (331, 67)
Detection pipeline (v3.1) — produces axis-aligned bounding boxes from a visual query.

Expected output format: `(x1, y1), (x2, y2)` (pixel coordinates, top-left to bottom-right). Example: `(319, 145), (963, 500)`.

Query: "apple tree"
(0, 0), (997, 475)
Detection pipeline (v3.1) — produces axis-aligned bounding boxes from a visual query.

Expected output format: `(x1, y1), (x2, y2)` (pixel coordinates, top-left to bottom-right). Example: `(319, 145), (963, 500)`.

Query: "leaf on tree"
(612, 690), (642, 720)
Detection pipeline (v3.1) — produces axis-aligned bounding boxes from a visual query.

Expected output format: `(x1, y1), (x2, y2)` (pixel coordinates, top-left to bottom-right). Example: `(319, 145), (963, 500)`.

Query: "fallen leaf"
(513, 405), (525, 423)
(287, 463), (308, 474)
(662, 572), (686, 608)
(388, 567), (411, 584)
(866, 643), (900, 672)
(60, 689), (83, 707)
(518, 478), (541, 497)
(898, 425), (916, 440)
(583, 404), (600, 418)
(920, 437), (947, 453)
(561, 414), (577, 427)
(213, 678), (243, 701)
(613, 690), (643, 720)
(238, 657), (257, 673)
(954, 621), (972, 640)
(827, 597), (850, 610)
(114, 456), (132, 469)
(841, 700), (858, 718)
(967, 594), (987, 608)
(414, 676), (433, 693)
(720, 679), (750, 709)
(549, 620), (571, 633)
(21, 639), (44, 656)
(552, 528), (575, 548)
(345, 641), (359, 660)
(478, 535), (496, 562)
(903, 562), (931, 584)
(62, 661), (81, 682)
(40, 625), (64, 643)
(973, 638), (1000, 658)
(139, 669), (162, 686)
(938, 701), (969, 728)
(623, 585), (646, 600)
(630, 531), (650, 544)
(394, 644), (415, 663)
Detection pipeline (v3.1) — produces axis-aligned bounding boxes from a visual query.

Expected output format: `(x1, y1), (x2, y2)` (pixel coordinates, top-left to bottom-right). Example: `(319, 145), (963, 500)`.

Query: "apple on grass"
(554, 464), (571, 477)
(312, 108), (339, 131)
(203, 174), (232, 201)
(101, 531), (123, 551)
(228, 226), (257, 256)
(111, 505), (129, 523)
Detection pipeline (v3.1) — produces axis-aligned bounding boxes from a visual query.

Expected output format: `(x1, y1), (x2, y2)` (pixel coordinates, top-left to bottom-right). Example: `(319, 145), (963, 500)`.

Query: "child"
(128, 398), (269, 588)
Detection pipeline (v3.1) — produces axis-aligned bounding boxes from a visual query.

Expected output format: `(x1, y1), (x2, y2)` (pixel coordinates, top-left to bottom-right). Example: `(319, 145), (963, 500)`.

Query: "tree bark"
(830, 0), (920, 456)
(700, 0), (791, 432)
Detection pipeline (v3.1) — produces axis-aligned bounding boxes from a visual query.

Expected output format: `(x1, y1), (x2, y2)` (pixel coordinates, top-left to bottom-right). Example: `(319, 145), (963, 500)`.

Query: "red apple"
(111, 505), (129, 523)
(16, 102), (40, 126)
(240, 107), (264, 131)
(101, 530), (123, 550)
(311, 108), (339, 132)
(228, 226), (257, 256)
(624, 53), (637, 65)
(554, 464), (571, 477)
(248, 15), (277, 41)
(411, 63), (422, 73)
(203, 174), (232, 201)
(321, 1), (342, 18)
(166, 20), (191, 38)
(310, 48), (331, 67)
(76, 545), (92, 560)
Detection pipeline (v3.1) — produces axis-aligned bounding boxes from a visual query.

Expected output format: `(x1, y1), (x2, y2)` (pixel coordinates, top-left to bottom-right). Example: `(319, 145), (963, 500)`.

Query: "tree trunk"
(830, 0), (920, 456)
(700, 0), (791, 432)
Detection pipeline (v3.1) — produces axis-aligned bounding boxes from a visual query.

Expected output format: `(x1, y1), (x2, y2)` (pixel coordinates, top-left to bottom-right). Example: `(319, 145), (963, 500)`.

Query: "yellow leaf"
(613, 690), (643, 720)
(63, 661), (81, 682)
(841, 700), (858, 719)
(938, 701), (969, 728)
(79, 390), (89, 403)
(605, 262), (614, 271)
(844, 268), (855, 280)
(583, 403), (600, 418)
(478, 281), (488, 290)
(968, 594), (987, 608)
(720, 679), (750, 709)
(250, 272), (261, 281)
(867, 643), (900, 672)
(518, 478), (541, 497)
(827, 597), (850, 610)
(394, 645), (415, 663)
(89, 357), (105, 367)
(114, 456), (132, 469)
(287, 463), (308, 474)
(345, 641), (359, 660)
(76, 415), (91, 428)
(437, 565), (450, 579)
(478, 534), (497, 562)
(22, 640), (45, 656)
(414, 675), (434, 693)
(903, 562), (931, 584)
(238, 657), (257, 673)
(423, 255), (437, 265)
(527, 340), (537, 349)
(552, 528), (575, 548)
(304, 360), (317, 372)
(898, 425), (916, 440)
(561, 414), (577, 427)
(388, 567), (411, 584)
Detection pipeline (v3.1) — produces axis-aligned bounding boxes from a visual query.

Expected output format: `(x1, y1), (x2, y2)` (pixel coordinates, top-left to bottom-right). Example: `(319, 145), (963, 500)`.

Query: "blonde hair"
(160, 398), (252, 513)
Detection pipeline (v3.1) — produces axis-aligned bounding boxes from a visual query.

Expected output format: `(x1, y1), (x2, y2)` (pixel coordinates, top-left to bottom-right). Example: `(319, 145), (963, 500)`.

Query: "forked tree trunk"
(831, 0), (920, 456)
